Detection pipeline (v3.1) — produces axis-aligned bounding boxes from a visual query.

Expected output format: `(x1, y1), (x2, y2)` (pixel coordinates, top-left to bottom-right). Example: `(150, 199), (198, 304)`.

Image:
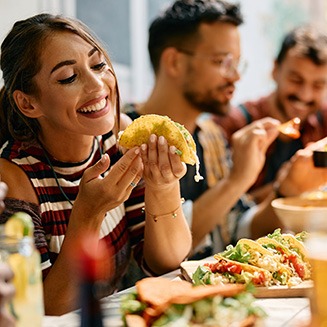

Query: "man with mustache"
(216, 25), (327, 203)
(123, 0), (280, 263)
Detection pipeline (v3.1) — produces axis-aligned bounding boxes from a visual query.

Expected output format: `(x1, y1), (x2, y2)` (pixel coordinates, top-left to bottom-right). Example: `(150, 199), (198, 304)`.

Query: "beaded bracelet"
(142, 198), (185, 222)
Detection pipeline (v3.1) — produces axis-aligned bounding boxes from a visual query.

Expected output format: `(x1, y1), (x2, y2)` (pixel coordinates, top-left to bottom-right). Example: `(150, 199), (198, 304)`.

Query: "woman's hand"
(73, 148), (143, 224)
(140, 134), (186, 191)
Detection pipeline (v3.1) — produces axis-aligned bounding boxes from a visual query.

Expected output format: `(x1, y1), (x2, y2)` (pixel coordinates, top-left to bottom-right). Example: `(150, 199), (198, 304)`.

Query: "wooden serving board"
(180, 260), (313, 298)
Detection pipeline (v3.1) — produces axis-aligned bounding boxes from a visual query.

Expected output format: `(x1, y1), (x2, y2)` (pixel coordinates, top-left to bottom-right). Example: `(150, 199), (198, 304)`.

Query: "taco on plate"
(193, 254), (272, 287)
(256, 230), (311, 281)
(221, 238), (293, 286)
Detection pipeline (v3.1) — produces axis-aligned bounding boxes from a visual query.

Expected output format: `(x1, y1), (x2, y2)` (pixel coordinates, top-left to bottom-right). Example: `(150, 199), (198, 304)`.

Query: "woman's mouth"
(78, 98), (107, 113)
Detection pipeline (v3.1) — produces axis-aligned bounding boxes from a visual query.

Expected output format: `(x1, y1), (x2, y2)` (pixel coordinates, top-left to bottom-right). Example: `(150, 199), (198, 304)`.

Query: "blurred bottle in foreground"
(72, 234), (113, 327)
(0, 212), (44, 327)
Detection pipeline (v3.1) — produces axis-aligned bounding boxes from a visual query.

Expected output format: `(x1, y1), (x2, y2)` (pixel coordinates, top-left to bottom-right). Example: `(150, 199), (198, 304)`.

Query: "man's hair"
(276, 24), (327, 65)
(148, 0), (243, 73)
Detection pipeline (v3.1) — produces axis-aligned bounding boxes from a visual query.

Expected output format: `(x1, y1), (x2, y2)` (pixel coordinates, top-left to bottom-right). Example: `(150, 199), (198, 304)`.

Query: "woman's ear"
(12, 90), (42, 118)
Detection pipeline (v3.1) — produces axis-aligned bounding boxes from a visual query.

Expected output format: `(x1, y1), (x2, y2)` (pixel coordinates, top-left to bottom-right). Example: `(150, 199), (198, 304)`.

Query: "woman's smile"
(77, 96), (110, 118)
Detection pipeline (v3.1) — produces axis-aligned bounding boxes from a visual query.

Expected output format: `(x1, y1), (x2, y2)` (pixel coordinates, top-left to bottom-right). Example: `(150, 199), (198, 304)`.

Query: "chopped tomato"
(288, 254), (305, 279)
(207, 260), (242, 274)
(252, 272), (266, 285)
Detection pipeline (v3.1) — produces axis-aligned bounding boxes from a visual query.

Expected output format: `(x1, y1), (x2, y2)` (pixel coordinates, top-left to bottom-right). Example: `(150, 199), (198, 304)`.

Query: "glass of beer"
(305, 215), (327, 327)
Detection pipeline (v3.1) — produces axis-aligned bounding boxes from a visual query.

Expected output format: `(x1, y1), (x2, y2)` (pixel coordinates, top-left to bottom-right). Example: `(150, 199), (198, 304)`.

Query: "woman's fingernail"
(135, 148), (140, 155)
(150, 134), (156, 142)
(170, 146), (176, 154)
(159, 136), (165, 145)
(141, 144), (147, 151)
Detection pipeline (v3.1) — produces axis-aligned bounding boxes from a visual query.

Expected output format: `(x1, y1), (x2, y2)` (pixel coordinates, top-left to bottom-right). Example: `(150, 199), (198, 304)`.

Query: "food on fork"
(121, 277), (266, 327)
(278, 117), (301, 139)
(118, 114), (203, 181)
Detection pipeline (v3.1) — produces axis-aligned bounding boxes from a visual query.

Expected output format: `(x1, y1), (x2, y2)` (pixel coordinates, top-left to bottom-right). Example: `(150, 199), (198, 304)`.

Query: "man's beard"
(183, 90), (231, 116)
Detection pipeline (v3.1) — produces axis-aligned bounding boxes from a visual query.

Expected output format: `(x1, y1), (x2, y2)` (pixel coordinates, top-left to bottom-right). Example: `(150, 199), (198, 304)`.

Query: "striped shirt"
(0, 132), (146, 292)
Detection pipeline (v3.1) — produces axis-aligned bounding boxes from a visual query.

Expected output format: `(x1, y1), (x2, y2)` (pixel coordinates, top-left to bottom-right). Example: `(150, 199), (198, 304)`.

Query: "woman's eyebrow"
(50, 47), (99, 74)
(88, 47), (98, 57)
(50, 60), (76, 74)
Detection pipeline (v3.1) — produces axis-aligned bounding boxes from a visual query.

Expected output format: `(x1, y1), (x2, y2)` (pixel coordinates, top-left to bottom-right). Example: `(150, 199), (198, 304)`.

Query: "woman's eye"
(58, 74), (77, 84)
(92, 62), (107, 71)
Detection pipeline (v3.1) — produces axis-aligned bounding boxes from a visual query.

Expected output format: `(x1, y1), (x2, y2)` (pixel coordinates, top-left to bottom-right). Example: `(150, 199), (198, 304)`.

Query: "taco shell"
(213, 254), (272, 284)
(118, 114), (196, 165)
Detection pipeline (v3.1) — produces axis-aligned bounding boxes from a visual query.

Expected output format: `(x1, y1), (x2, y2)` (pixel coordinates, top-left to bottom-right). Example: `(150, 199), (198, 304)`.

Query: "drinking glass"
(305, 215), (327, 327)
(0, 235), (44, 327)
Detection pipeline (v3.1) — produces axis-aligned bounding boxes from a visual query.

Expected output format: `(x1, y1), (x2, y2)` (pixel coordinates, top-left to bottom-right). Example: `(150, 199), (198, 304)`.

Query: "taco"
(193, 254), (272, 287)
(118, 114), (197, 165)
(121, 277), (266, 327)
(256, 233), (311, 281)
(221, 238), (293, 286)
(265, 229), (310, 265)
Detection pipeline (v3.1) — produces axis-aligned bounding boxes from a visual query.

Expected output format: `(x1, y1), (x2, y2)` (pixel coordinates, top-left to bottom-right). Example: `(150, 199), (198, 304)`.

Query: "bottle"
(0, 212), (44, 327)
(76, 235), (111, 327)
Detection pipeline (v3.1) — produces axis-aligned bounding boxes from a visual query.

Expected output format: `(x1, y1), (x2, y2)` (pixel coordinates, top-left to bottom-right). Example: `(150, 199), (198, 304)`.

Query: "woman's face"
(30, 32), (117, 139)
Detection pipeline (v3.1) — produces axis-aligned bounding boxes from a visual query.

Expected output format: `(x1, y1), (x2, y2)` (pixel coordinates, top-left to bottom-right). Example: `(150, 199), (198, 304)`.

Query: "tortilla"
(212, 254), (273, 286)
(256, 236), (311, 280)
(118, 114), (197, 165)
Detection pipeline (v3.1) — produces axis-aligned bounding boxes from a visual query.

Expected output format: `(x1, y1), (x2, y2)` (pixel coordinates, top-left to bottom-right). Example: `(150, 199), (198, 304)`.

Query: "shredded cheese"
(193, 150), (204, 182)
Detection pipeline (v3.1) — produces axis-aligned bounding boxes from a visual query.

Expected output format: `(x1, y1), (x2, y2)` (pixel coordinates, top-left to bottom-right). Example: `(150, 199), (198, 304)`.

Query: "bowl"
(313, 149), (327, 167)
(271, 196), (327, 233)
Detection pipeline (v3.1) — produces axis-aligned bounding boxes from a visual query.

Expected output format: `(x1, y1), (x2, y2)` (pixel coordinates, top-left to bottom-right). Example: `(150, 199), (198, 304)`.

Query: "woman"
(0, 13), (192, 315)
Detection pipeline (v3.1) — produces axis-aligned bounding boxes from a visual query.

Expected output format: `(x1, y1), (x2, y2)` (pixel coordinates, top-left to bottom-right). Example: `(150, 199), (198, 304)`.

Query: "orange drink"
(306, 234), (327, 327)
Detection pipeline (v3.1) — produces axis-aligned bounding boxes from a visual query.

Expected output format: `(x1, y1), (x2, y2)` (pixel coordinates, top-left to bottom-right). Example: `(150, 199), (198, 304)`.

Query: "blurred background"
(1, 0), (327, 106)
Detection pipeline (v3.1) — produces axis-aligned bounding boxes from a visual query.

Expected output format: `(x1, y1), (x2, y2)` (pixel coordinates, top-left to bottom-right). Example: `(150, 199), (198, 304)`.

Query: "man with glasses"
(216, 25), (327, 203)
(122, 0), (326, 267)
(123, 0), (281, 260)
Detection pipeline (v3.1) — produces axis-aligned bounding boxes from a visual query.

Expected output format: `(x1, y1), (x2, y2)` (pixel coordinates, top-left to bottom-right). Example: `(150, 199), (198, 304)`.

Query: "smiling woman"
(0, 13), (192, 316)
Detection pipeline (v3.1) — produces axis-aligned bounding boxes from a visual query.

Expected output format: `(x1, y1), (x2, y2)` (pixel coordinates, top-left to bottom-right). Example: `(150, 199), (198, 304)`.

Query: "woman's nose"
(83, 71), (104, 93)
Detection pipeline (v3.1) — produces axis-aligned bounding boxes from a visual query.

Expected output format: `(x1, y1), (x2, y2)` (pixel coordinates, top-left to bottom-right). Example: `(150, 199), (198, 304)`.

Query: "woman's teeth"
(79, 98), (106, 113)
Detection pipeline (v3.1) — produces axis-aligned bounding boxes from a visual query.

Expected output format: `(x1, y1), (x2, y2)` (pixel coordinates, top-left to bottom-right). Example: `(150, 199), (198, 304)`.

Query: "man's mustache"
(287, 94), (315, 107)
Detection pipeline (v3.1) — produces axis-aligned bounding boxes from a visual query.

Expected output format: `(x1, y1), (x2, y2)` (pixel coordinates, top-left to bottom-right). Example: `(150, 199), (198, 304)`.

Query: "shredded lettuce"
(221, 243), (251, 263)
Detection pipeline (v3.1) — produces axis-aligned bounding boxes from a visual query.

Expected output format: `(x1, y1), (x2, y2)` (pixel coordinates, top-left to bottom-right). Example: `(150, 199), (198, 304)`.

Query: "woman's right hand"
(73, 148), (143, 224)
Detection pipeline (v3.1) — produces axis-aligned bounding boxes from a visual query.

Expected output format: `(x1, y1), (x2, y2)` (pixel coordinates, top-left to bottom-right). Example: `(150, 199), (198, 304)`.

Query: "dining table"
(42, 266), (312, 327)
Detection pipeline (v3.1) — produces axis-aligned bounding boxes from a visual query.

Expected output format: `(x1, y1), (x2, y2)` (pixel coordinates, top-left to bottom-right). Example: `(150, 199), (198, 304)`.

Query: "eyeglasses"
(177, 48), (247, 78)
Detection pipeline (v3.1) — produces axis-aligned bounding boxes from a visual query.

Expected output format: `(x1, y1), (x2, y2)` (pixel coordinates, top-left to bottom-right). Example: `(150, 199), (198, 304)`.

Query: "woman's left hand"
(140, 134), (186, 190)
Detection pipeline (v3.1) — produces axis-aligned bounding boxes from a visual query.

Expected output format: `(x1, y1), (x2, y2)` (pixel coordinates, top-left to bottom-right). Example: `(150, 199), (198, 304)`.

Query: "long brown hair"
(0, 13), (120, 146)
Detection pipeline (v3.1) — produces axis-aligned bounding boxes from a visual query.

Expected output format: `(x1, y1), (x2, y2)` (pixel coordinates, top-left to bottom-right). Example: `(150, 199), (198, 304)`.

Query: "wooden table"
(42, 269), (312, 327)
